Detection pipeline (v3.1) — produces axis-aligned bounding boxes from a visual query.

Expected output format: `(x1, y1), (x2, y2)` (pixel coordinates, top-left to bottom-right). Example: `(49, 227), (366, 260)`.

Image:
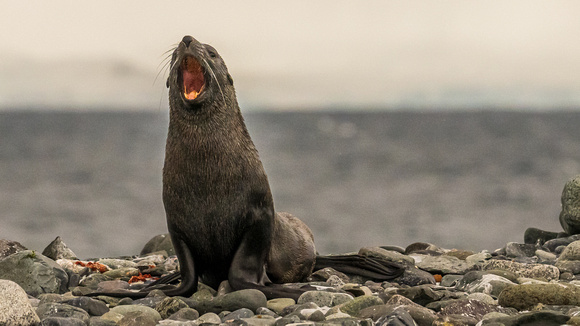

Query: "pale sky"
(2, 1), (580, 110)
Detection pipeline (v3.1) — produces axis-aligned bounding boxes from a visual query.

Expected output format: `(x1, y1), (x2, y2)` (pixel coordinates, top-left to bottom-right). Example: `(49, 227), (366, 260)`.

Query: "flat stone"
(267, 298), (296, 314)
(297, 291), (352, 307)
(465, 252), (492, 266)
(455, 271), (516, 297)
(505, 242), (536, 258)
(41, 317), (86, 325)
(336, 295), (384, 317)
(222, 308), (255, 321)
(65, 296), (110, 316)
(498, 283), (580, 310)
(167, 307), (200, 321)
(439, 299), (510, 320)
(391, 267), (436, 286)
(0, 280), (41, 325)
(242, 315), (277, 326)
(412, 254), (472, 274)
(107, 305), (162, 323)
(191, 289), (267, 314)
(36, 303), (90, 324)
(481, 259), (559, 281)
(480, 310), (570, 325)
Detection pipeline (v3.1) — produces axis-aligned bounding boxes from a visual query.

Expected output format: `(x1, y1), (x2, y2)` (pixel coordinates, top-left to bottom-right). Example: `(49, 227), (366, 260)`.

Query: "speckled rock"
(0, 280), (41, 326)
(481, 259), (559, 281)
(498, 283), (580, 310)
(155, 296), (190, 319)
(559, 174), (580, 235)
(455, 271), (516, 297)
(297, 291), (353, 307)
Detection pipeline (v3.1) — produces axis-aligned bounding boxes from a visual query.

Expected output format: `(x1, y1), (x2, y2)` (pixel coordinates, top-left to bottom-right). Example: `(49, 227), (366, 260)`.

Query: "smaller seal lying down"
(88, 36), (402, 300)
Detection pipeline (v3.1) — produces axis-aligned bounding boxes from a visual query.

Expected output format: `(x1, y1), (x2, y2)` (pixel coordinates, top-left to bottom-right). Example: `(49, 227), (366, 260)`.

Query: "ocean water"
(1, 110), (579, 259)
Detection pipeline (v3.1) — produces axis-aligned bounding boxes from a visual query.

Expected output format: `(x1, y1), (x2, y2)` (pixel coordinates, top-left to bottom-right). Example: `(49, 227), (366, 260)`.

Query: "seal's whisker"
(200, 57), (227, 105)
(153, 50), (176, 87)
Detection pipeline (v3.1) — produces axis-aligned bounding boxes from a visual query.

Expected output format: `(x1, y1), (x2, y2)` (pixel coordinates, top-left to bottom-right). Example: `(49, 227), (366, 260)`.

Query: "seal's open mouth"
(181, 56), (205, 100)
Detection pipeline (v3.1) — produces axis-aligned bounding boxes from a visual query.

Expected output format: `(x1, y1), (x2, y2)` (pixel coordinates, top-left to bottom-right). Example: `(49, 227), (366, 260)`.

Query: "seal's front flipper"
(314, 254), (404, 281)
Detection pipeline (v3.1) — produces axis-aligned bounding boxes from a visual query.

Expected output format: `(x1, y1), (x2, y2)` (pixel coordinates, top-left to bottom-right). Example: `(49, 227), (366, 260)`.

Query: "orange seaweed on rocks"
(74, 261), (109, 273)
(128, 273), (158, 284)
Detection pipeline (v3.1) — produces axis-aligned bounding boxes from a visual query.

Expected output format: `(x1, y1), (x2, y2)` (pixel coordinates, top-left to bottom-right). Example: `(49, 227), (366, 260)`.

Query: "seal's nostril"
(182, 35), (194, 47)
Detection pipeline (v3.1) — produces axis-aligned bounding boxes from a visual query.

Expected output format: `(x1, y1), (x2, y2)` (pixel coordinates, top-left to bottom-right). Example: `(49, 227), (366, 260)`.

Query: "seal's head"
(167, 35), (234, 109)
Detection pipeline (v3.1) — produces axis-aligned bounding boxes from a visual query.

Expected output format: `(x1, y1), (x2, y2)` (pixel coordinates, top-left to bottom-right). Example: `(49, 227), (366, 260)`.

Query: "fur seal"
(161, 35), (316, 299)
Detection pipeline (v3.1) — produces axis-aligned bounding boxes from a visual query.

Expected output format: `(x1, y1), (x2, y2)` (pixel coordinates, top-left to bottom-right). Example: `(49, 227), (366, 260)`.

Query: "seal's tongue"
(182, 57), (205, 100)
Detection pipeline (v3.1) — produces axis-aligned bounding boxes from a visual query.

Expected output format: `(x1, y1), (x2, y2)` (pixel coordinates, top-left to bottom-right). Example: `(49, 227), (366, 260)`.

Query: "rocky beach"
(1, 175), (580, 326)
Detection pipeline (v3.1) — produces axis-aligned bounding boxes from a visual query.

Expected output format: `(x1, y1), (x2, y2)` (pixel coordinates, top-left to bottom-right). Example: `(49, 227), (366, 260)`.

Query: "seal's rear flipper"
(314, 254), (404, 280)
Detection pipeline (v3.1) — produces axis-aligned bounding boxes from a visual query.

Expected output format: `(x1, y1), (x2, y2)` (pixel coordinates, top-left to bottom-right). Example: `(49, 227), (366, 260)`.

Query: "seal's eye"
(208, 50), (217, 58)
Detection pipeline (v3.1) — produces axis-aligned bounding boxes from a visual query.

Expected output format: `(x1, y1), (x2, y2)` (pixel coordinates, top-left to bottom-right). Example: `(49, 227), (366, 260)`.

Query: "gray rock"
(42, 236), (78, 260)
(0, 239), (27, 259)
(167, 307), (200, 321)
(543, 234), (580, 252)
(499, 283), (580, 310)
(439, 274), (463, 287)
(432, 314), (478, 326)
(388, 285), (450, 306)
(266, 298), (295, 315)
(336, 295), (384, 317)
(41, 317), (86, 326)
(559, 174), (580, 235)
(191, 289), (267, 314)
(242, 315), (277, 326)
(65, 296), (109, 316)
(535, 249), (557, 262)
(140, 233), (175, 256)
(96, 279), (130, 292)
(480, 310), (570, 325)
(0, 250), (68, 296)
(411, 254), (472, 274)
(0, 280), (41, 325)
(465, 252), (491, 266)
(559, 239), (580, 260)
(555, 259), (580, 274)
(297, 291), (353, 307)
(505, 242), (536, 258)
(222, 308), (255, 321)
(307, 267), (350, 283)
(375, 307), (417, 326)
(455, 271), (516, 297)
(88, 317), (118, 326)
(439, 299), (510, 320)
(155, 296), (190, 319)
(391, 267), (436, 287)
(481, 259), (559, 281)
(107, 305), (162, 323)
(524, 227), (561, 245)
(36, 303), (90, 324)
(274, 315), (301, 326)
(466, 293), (496, 305)
(117, 311), (158, 326)
(197, 312), (222, 324)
